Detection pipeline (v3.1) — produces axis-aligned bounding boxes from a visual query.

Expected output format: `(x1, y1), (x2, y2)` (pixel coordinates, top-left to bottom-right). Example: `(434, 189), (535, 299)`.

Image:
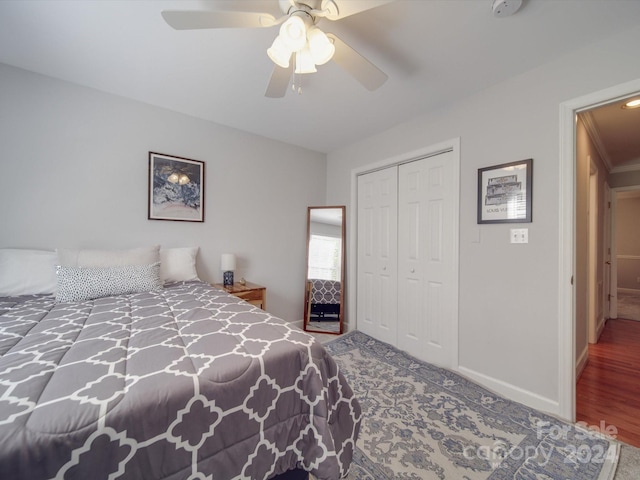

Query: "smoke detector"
(492, 0), (523, 17)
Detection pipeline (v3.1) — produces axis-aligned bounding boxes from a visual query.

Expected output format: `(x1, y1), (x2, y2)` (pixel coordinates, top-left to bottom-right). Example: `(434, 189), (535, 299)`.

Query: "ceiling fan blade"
(161, 10), (277, 30)
(320, 0), (395, 21)
(327, 34), (388, 91)
(265, 64), (293, 98)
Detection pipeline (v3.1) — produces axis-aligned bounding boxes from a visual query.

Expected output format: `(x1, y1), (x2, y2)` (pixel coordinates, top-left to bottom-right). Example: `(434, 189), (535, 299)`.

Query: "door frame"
(604, 183), (612, 322)
(587, 158), (599, 344)
(348, 137), (461, 368)
(559, 78), (640, 421)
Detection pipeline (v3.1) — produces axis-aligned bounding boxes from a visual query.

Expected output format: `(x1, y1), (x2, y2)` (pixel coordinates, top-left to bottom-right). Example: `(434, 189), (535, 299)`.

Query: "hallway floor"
(617, 289), (640, 322)
(577, 318), (640, 447)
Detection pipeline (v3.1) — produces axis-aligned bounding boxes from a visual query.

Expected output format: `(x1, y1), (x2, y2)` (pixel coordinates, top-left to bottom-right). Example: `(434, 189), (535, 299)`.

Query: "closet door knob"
(382, 266), (387, 271)
(410, 268), (415, 273)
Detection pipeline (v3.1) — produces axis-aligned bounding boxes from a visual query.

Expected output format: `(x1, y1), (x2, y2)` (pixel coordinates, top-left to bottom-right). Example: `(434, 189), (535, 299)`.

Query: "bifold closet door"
(397, 151), (455, 367)
(357, 167), (398, 346)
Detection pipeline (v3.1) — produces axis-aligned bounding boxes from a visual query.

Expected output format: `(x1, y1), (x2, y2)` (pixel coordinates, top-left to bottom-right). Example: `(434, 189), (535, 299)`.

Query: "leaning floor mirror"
(304, 206), (345, 335)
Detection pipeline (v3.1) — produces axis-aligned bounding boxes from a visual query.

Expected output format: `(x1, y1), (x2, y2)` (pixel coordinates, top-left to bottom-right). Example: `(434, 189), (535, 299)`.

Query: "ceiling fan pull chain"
(291, 55), (303, 95)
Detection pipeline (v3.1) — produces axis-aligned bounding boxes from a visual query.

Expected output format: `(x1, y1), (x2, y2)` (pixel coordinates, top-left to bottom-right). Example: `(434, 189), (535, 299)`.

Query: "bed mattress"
(0, 281), (360, 479)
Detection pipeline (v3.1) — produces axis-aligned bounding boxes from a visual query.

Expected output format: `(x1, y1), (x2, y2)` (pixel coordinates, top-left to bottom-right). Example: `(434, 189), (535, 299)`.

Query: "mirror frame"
(303, 206), (345, 335)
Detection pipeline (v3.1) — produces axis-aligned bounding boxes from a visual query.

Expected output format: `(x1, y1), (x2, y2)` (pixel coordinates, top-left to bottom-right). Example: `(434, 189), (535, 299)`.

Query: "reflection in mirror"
(304, 206), (345, 335)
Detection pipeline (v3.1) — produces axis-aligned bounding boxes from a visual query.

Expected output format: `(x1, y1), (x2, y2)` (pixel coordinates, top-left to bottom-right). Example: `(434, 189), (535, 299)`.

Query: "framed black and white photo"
(148, 152), (204, 222)
(477, 159), (532, 224)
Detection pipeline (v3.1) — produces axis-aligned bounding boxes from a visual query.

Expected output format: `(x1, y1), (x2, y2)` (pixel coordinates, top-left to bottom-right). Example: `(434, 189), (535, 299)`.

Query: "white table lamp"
(221, 254), (236, 287)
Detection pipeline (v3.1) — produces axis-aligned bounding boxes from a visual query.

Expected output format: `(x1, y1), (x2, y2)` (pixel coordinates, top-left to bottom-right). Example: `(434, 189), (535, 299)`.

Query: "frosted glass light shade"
(267, 35), (292, 68)
(295, 46), (317, 74)
(279, 16), (307, 51)
(307, 27), (335, 65)
(220, 254), (236, 271)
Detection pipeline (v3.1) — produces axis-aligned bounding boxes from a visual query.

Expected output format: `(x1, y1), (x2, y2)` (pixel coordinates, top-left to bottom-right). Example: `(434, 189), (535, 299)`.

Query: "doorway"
(558, 80), (640, 421)
(612, 188), (640, 322)
(559, 78), (640, 421)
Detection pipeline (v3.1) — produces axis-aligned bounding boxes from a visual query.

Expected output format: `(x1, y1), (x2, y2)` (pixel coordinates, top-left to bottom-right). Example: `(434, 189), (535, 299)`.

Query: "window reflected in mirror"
(304, 206), (345, 335)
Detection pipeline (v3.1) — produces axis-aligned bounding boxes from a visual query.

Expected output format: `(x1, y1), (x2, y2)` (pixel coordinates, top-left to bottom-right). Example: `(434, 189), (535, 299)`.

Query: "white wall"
(574, 116), (608, 370)
(326, 25), (640, 414)
(0, 63), (326, 322)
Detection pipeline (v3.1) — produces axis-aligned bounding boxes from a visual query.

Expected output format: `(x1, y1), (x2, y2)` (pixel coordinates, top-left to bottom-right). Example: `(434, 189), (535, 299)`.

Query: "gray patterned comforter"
(0, 281), (360, 480)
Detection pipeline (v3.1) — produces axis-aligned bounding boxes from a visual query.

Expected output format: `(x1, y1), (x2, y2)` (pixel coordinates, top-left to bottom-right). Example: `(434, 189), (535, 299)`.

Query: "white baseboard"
(596, 315), (606, 341)
(457, 365), (559, 416)
(576, 344), (589, 380)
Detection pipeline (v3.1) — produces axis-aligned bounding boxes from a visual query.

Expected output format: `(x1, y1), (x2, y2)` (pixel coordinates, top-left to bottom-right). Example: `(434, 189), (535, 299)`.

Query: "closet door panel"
(398, 160), (425, 359)
(357, 167), (398, 345)
(398, 152), (454, 367)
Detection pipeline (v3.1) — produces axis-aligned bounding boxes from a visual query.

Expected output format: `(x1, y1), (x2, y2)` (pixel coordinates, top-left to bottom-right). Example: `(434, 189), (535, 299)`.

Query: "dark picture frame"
(477, 159), (532, 224)
(148, 152), (205, 222)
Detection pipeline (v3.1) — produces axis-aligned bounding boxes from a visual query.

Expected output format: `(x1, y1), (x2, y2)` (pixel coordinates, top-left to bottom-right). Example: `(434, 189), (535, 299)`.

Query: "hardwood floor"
(576, 318), (640, 447)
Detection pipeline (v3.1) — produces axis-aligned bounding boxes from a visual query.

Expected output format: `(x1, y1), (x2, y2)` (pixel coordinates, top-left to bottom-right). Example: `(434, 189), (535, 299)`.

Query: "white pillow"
(57, 245), (160, 267)
(0, 249), (57, 296)
(55, 263), (162, 303)
(160, 247), (200, 283)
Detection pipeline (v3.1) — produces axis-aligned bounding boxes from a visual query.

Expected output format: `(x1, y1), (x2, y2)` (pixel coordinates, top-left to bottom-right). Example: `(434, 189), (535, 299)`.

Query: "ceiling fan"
(161, 0), (393, 97)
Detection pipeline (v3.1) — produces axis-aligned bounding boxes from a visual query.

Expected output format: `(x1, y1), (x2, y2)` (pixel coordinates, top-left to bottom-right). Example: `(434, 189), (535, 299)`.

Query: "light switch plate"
(510, 228), (528, 244)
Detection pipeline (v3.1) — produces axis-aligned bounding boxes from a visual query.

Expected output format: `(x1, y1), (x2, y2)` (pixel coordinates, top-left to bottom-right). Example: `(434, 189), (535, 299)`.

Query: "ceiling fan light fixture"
(279, 15), (308, 51)
(307, 27), (335, 65)
(267, 35), (292, 68)
(295, 46), (317, 74)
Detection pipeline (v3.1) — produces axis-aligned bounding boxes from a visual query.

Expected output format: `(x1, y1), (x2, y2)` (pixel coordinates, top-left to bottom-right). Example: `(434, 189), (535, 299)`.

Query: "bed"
(0, 253), (361, 480)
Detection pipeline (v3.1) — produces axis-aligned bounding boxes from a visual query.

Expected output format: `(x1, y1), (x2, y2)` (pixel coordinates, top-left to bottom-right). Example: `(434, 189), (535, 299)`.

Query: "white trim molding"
(619, 287), (640, 294)
(617, 255), (640, 260)
(576, 344), (589, 381)
(580, 111), (613, 171)
(611, 161), (640, 174)
(458, 366), (559, 414)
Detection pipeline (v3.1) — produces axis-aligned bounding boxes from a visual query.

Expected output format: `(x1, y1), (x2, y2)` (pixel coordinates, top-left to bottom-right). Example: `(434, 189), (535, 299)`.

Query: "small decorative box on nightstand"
(213, 281), (266, 310)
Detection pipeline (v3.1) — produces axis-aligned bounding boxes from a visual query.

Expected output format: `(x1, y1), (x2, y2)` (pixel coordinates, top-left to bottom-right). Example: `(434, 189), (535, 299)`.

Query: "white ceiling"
(310, 207), (343, 226)
(1, 0), (640, 154)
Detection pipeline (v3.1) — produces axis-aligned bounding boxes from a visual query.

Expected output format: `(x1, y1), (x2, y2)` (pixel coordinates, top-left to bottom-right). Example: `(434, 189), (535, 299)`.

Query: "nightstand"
(213, 282), (266, 310)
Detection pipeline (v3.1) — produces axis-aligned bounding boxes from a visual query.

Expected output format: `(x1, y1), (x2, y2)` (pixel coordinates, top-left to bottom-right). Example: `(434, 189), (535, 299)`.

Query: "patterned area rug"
(325, 331), (619, 480)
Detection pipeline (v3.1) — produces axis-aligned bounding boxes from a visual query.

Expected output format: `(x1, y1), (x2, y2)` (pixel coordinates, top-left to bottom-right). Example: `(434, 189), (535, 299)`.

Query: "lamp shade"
(220, 254), (236, 271)
(295, 46), (317, 74)
(279, 16), (307, 51)
(307, 27), (335, 65)
(267, 35), (292, 68)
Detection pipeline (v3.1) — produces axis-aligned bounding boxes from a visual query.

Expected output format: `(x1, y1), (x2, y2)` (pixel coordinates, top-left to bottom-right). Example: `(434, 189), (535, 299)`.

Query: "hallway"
(577, 318), (640, 447)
